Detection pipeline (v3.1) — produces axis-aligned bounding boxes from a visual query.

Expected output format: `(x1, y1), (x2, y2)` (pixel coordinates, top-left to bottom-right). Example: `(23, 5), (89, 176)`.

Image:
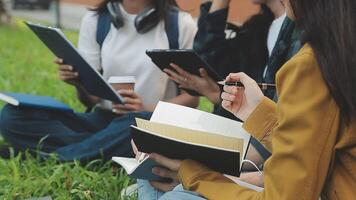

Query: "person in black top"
(163, 0), (301, 188)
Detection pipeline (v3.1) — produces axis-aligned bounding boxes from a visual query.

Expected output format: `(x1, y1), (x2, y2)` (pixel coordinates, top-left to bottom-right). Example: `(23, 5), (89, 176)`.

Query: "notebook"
(0, 92), (73, 112)
(113, 101), (251, 178)
(146, 49), (223, 96)
(146, 49), (222, 81)
(112, 156), (169, 182)
(25, 21), (124, 104)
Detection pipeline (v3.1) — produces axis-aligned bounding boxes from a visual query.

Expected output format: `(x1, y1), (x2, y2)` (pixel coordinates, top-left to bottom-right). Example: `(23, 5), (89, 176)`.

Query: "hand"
(112, 90), (144, 114)
(221, 73), (264, 121)
(55, 58), (81, 86)
(239, 172), (264, 187)
(164, 63), (221, 103)
(149, 153), (182, 192)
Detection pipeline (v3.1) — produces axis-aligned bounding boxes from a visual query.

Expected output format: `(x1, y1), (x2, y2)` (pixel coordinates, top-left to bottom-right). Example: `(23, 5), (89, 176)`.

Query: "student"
(166, 0), (299, 154)
(142, 0), (356, 199)
(134, 1), (300, 199)
(0, 0), (199, 161)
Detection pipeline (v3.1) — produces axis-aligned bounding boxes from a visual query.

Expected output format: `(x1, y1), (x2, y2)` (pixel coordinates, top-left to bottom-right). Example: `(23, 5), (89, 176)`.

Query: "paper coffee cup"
(108, 76), (136, 91)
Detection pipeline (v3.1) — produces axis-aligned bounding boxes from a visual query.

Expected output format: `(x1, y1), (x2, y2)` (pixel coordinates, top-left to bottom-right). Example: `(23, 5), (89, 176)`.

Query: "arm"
(179, 47), (340, 199)
(162, 11), (200, 109)
(55, 58), (100, 108)
(194, 0), (236, 72)
(74, 84), (100, 108)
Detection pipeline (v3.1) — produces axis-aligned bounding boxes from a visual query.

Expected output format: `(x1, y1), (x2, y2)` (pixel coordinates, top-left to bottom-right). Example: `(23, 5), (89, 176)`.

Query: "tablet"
(146, 49), (222, 81)
(25, 21), (124, 104)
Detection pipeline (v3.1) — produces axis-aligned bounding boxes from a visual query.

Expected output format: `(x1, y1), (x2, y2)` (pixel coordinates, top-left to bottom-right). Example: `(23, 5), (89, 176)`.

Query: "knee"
(160, 192), (182, 200)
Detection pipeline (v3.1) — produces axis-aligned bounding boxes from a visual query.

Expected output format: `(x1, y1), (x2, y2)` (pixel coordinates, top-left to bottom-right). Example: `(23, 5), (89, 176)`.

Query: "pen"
(217, 81), (276, 90)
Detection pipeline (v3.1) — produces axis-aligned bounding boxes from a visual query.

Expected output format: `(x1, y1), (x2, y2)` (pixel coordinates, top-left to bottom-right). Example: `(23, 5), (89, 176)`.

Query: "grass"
(0, 20), (213, 199)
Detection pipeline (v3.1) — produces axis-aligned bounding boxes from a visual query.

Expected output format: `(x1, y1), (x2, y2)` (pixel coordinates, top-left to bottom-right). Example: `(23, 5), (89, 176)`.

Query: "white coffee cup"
(108, 76), (136, 91)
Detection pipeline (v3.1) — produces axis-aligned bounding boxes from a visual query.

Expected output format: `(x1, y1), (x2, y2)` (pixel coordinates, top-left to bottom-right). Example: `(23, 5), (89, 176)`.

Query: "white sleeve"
(77, 11), (102, 71)
(178, 11), (198, 49)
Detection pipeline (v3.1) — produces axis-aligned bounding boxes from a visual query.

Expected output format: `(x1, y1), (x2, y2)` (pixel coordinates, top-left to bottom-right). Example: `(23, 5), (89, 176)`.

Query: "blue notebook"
(0, 92), (73, 112)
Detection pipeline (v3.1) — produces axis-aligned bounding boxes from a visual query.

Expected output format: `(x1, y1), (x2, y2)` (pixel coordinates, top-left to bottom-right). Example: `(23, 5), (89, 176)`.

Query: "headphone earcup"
(135, 7), (159, 34)
(107, 1), (124, 29)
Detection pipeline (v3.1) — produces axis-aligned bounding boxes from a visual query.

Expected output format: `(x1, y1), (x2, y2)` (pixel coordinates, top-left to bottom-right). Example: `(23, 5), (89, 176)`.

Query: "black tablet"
(146, 49), (222, 81)
(25, 21), (124, 104)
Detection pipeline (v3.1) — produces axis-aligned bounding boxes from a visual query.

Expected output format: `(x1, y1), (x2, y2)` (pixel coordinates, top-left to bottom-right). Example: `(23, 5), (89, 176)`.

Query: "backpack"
(96, 7), (180, 49)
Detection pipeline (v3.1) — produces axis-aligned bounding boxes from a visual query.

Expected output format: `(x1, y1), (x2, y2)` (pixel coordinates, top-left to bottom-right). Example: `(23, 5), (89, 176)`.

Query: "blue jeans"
(0, 104), (152, 162)
(138, 180), (205, 200)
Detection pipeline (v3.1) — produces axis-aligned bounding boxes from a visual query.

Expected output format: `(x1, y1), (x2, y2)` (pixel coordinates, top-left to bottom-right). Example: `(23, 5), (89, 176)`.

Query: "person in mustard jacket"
(143, 0), (356, 199)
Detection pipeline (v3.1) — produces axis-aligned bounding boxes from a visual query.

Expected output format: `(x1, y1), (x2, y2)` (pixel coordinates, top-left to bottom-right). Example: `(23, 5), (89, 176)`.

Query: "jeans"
(0, 104), (152, 162)
(138, 180), (205, 200)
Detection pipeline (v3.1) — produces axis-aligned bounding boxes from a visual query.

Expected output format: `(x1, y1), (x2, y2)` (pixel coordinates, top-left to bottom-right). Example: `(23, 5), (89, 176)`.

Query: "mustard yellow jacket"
(178, 44), (356, 200)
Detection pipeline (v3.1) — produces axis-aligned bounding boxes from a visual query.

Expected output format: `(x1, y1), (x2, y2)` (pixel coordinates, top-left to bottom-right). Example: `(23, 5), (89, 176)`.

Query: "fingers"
(112, 96), (143, 112)
(164, 68), (182, 83)
(170, 63), (189, 77)
(222, 100), (232, 111)
(150, 181), (177, 192)
(122, 97), (141, 105)
(152, 167), (177, 180)
(223, 85), (238, 95)
(54, 58), (63, 64)
(59, 64), (74, 71)
(226, 72), (256, 87)
(59, 70), (78, 80)
(221, 91), (236, 102)
(164, 68), (189, 87)
(114, 104), (139, 111)
(149, 153), (181, 171)
(118, 90), (138, 98)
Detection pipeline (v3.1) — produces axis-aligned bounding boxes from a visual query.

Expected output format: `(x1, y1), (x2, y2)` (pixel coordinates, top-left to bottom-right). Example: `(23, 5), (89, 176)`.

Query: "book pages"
(136, 118), (244, 153)
(151, 101), (251, 165)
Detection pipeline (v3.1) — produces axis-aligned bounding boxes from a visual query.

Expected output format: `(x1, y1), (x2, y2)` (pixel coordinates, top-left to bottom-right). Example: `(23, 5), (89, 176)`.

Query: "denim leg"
(159, 185), (206, 200)
(53, 111), (153, 162)
(0, 105), (102, 152)
(137, 179), (165, 200)
(0, 104), (152, 162)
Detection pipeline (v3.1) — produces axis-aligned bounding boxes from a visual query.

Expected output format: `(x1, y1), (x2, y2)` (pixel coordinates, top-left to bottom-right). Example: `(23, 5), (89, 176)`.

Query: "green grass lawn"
(0, 21), (213, 199)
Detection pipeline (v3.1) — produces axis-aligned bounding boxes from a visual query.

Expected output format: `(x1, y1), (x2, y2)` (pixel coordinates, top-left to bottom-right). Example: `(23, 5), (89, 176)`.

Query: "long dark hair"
(290, 0), (356, 122)
(93, 0), (178, 20)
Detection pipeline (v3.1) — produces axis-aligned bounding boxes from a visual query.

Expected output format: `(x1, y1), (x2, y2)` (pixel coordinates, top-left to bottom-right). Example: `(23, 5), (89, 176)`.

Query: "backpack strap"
(96, 11), (112, 49)
(96, 7), (180, 49)
(165, 7), (180, 49)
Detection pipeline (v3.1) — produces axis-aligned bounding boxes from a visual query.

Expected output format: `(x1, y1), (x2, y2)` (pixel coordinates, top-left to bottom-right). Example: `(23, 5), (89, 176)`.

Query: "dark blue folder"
(25, 21), (124, 104)
(0, 92), (73, 112)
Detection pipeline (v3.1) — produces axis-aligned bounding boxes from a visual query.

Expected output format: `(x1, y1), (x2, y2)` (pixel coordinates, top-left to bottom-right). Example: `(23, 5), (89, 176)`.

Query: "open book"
(113, 101), (251, 178)
(112, 156), (168, 181)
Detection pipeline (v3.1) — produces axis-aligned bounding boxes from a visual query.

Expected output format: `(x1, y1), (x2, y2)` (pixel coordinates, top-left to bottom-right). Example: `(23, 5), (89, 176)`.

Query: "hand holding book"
(131, 140), (181, 192)
(164, 63), (221, 104)
(148, 153), (182, 192)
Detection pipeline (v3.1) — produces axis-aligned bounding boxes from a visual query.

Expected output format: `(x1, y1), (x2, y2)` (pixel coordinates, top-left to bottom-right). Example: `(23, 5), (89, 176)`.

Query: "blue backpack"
(96, 7), (180, 49)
